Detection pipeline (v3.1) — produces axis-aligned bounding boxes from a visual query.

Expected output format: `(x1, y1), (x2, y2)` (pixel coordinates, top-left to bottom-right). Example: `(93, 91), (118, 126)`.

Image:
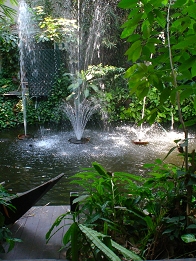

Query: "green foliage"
(80, 64), (130, 121)
(32, 5), (77, 43)
(0, 71), (71, 129)
(83, 64), (194, 124)
(0, 20), (19, 77)
(0, 184), (21, 253)
(47, 159), (196, 259)
(0, 0), (18, 21)
(65, 68), (99, 101)
(26, 72), (72, 125)
(0, 78), (23, 129)
(46, 212), (141, 261)
(118, 0), (196, 125)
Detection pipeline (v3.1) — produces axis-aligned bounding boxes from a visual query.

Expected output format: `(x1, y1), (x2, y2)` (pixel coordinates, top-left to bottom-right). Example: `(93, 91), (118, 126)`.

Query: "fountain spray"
(18, 0), (34, 137)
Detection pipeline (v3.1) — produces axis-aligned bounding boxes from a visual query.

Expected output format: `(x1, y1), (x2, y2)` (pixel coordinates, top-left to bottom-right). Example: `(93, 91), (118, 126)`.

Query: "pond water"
(0, 122), (195, 205)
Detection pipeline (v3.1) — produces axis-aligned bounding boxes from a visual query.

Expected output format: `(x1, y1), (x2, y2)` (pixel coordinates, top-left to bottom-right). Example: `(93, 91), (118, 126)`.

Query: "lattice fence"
(26, 47), (66, 97)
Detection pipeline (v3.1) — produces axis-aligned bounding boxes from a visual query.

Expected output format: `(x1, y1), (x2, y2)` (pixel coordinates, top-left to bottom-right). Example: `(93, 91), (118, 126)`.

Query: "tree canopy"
(118, 0), (196, 126)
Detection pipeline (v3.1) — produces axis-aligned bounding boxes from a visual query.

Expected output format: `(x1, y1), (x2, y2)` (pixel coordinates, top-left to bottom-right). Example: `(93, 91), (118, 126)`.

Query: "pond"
(0, 122), (194, 205)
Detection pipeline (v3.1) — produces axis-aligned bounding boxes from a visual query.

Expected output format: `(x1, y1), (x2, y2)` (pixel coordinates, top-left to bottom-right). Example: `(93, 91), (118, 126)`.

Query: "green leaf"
(68, 82), (80, 91)
(191, 62), (196, 78)
(142, 22), (151, 39)
(118, 0), (138, 9)
(71, 222), (79, 261)
(127, 34), (141, 43)
(148, 110), (157, 124)
(147, 11), (154, 24)
(92, 162), (107, 177)
(185, 4), (196, 19)
(132, 45), (142, 62)
(187, 224), (196, 229)
(181, 234), (196, 243)
(84, 88), (89, 98)
(179, 57), (195, 72)
(163, 146), (177, 161)
(154, 9), (166, 28)
(124, 64), (137, 78)
(112, 241), (142, 260)
(62, 222), (74, 246)
(159, 87), (170, 104)
(173, 35), (196, 49)
(125, 40), (142, 61)
(173, 0), (188, 8)
(184, 119), (196, 127)
(138, 86), (149, 100)
(144, 216), (154, 229)
(155, 158), (162, 164)
(46, 213), (68, 242)
(73, 194), (89, 204)
(79, 225), (121, 261)
(180, 88), (193, 102)
(90, 84), (99, 92)
(114, 172), (145, 182)
(121, 27), (136, 39)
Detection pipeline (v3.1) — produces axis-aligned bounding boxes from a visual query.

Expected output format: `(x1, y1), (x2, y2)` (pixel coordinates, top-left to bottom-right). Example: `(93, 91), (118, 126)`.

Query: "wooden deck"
(0, 205), (70, 260)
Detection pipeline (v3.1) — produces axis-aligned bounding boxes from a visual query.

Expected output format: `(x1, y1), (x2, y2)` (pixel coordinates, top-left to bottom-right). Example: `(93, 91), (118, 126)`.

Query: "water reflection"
(0, 123), (195, 205)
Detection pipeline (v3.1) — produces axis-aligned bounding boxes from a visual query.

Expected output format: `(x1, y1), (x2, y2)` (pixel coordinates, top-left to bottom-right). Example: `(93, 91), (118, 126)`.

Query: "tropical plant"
(118, 0), (196, 232)
(46, 160), (196, 259)
(46, 162), (144, 260)
(46, 214), (142, 261)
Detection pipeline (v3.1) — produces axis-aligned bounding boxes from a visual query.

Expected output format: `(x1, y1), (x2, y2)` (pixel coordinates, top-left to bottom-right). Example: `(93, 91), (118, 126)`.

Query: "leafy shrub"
(0, 20), (19, 77)
(47, 159), (196, 260)
(0, 184), (21, 253)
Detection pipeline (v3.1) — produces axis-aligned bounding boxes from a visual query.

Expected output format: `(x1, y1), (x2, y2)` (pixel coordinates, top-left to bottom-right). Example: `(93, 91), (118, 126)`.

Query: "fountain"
(62, 99), (100, 143)
(59, 0), (106, 143)
(17, 0), (35, 139)
(132, 96), (150, 145)
(16, 0), (104, 142)
(2, 0), (196, 207)
(0, 123), (193, 205)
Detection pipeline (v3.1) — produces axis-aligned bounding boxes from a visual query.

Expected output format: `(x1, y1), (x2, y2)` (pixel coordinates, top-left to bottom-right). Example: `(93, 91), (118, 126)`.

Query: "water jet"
(0, 124), (194, 205)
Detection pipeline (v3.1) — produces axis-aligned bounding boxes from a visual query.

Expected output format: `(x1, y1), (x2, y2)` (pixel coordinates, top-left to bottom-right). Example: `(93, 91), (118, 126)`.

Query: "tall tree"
(118, 0), (196, 221)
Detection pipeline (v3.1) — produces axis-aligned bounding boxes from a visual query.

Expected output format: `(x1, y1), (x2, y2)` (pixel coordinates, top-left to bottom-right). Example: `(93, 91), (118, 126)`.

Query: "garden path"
(0, 205), (70, 260)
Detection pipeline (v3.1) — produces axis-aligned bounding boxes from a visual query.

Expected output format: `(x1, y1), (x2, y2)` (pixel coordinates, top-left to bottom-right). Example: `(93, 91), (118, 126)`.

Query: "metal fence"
(26, 46), (66, 97)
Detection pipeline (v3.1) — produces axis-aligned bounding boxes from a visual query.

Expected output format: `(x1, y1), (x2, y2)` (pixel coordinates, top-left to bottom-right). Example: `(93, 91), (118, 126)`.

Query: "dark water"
(0, 123), (195, 205)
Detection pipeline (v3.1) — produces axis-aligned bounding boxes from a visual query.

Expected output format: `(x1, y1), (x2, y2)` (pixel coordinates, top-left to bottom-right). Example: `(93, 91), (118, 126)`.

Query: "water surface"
(0, 123), (194, 205)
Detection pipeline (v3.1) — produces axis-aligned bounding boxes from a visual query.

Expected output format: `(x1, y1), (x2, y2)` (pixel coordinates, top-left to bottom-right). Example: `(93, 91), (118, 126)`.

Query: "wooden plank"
(41, 205), (69, 259)
(1, 212), (29, 258)
(0, 206), (70, 260)
(28, 206), (55, 259)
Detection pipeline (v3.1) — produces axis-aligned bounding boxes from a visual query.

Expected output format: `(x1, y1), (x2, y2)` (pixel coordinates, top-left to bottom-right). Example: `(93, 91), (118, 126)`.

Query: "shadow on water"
(0, 122), (195, 205)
